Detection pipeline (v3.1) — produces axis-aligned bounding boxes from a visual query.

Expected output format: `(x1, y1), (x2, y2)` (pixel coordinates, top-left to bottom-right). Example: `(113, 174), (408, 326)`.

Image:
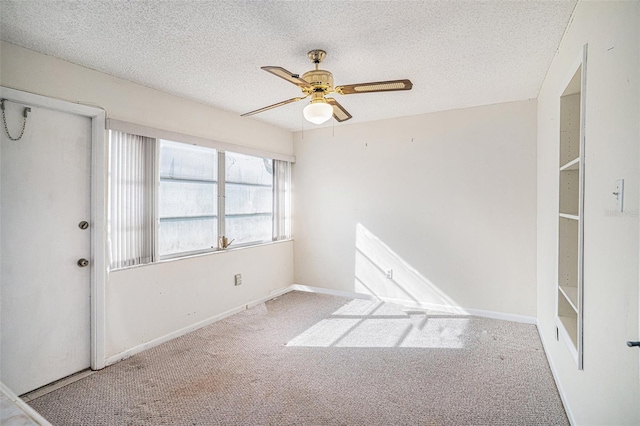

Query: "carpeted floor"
(28, 291), (568, 425)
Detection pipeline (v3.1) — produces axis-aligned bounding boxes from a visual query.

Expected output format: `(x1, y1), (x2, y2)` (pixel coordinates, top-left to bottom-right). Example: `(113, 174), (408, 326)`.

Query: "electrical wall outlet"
(234, 274), (242, 286)
(385, 269), (393, 279)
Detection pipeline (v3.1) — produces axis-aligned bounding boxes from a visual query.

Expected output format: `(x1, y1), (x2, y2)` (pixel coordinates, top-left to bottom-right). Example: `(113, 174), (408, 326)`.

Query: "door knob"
(627, 341), (640, 348)
(77, 258), (89, 267)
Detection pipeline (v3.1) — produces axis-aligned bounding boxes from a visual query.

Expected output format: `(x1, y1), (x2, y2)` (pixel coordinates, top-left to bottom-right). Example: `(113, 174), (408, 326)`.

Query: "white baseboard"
(290, 284), (378, 301)
(290, 284), (536, 325)
(105, 286), (293, 366)
(537, 322), (576, 426)
(464, 306), (536, 324)
(105, 284), (536, 367)
(249, 286), (294, 307)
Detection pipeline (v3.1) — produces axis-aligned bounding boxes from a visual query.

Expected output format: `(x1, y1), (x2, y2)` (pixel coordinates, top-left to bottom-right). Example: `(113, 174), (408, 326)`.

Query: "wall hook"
(1, 98), (31, 141)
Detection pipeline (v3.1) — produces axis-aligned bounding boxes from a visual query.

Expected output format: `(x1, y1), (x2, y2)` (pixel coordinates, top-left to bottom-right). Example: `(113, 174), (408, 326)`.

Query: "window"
(224, 152), (273, 245)
(108, 131), (291, 269)
(158, 141), (218, 256)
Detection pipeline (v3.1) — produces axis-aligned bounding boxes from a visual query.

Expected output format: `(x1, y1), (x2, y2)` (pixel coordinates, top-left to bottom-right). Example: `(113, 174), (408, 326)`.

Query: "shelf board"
(559, 213), (579, 221)
(559, 286), (578, 312)
(556, 316), (579, 364)
(560, 157), (580, 171)
(557, 315), (578, 348)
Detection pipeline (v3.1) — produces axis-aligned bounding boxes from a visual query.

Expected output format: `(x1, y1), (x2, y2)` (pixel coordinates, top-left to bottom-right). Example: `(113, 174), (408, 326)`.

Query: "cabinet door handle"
(627, 341), (640, 348)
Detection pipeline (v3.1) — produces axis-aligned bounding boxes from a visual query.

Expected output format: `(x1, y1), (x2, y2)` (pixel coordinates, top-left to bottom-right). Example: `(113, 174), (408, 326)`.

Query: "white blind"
(272, 159), (291, 240)
(108, 130), (157, 269)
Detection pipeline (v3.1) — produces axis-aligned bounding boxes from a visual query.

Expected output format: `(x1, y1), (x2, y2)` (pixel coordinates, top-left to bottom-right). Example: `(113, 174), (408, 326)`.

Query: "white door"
(0, 101), (92, 395)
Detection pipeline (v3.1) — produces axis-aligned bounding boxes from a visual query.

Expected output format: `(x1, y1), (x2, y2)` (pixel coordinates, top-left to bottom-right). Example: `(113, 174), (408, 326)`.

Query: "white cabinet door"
(1, 103), (91, 395)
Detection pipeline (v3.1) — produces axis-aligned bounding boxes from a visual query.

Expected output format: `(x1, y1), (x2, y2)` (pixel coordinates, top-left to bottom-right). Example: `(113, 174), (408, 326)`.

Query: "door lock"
(78, 221), (89, 230)
(77, 258), (89, 267)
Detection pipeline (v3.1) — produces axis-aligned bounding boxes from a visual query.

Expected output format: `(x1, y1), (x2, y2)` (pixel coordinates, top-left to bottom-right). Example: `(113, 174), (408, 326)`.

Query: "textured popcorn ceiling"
(0, 1), (576, 132)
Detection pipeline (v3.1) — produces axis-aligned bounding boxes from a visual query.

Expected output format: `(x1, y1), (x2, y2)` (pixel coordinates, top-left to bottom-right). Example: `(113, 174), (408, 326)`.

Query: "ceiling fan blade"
(335, 79), (413, 95)
(261, 66), (312, 88)
(326, 98), (353, 122)
(241, 97), (305, 117)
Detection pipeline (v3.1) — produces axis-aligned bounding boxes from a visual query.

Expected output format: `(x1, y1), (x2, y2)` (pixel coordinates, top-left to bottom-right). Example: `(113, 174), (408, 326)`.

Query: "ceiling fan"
(242, 49), (413, 125)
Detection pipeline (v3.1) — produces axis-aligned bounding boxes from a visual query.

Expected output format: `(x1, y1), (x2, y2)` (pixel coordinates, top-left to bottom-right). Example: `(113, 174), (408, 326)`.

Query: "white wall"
(537, 1), (639, 424)
(293, 100), (538, 318)
(106, 241), (293, 359)
(0, 42), (292, 154)
(0, 42), (295, 363)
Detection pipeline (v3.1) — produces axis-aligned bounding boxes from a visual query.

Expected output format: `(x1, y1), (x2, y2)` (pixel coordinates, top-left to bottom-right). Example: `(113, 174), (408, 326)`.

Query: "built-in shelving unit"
(556, 45), (586, 370)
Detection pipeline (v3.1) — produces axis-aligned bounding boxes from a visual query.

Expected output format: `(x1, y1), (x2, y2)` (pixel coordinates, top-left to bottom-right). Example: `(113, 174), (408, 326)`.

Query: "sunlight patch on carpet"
(287, 299), (468, 348)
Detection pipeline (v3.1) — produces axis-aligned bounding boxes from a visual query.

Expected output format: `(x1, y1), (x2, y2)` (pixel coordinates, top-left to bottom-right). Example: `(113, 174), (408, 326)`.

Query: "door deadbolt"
(78, 221), (89, 230)
(77, 258), (89, 267)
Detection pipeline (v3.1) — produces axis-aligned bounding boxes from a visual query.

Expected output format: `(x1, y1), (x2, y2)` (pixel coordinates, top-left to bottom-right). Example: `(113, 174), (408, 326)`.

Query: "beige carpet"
(29, 291), (568, 425)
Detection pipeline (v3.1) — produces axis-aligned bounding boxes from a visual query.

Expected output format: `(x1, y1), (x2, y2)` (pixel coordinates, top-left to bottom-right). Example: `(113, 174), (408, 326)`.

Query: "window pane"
(225, 183), (272, 215)
(226, 152), (272, 185)
(158, 140), (217, 256)
(159, 140), (217, 180)
(225, 152), (273, 244)
(226, 216), (272, 246)
(159, 218), (217, 255)
(159, 180), (216, 218)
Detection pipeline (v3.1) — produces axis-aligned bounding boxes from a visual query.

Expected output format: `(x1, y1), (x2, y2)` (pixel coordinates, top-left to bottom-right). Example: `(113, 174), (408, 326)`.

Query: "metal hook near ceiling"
(1, 98), (31, 141)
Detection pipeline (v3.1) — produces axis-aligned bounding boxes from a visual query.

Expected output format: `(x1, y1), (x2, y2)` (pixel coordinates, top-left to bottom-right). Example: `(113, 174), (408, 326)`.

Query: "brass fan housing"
(301, 69), (334, 92)
(301, 49), (333, 94)
(308, 91), (328, 104)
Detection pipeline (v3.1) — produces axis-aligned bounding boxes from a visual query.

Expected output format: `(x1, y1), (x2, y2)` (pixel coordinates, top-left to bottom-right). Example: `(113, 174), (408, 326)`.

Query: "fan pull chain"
(1, 99), (31, 141)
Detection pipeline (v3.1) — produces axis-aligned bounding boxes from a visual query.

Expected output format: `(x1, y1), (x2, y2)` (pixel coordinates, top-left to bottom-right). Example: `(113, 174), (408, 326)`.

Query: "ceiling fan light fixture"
(242, 50), (412, 125)
(303, 101), (333, 124)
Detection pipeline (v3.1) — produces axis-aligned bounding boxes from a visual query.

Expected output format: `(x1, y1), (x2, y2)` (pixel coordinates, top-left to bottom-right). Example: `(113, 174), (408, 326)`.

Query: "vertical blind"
(108, 130), (156, 269)
(272, 159), (291, 240)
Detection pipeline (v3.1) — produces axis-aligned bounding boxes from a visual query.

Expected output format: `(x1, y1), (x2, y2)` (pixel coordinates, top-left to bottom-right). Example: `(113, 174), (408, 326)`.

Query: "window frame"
(156, 143), (286, 261)
(156, 140), (220, 260)
(107, 120), (294, 269)
(221, 151), (275, 248)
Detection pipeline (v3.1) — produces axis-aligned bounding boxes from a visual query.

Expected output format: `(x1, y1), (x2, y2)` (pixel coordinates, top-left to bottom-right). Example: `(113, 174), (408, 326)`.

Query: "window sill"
(109, 238), (293, 273)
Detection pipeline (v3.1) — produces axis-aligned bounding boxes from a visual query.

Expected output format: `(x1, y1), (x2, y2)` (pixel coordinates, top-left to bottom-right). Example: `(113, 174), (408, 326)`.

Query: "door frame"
(1, 86), (107, 370)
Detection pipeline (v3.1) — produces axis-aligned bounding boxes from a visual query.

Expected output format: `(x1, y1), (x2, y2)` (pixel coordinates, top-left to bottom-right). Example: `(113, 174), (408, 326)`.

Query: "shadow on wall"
(355, 223), (465, 314)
